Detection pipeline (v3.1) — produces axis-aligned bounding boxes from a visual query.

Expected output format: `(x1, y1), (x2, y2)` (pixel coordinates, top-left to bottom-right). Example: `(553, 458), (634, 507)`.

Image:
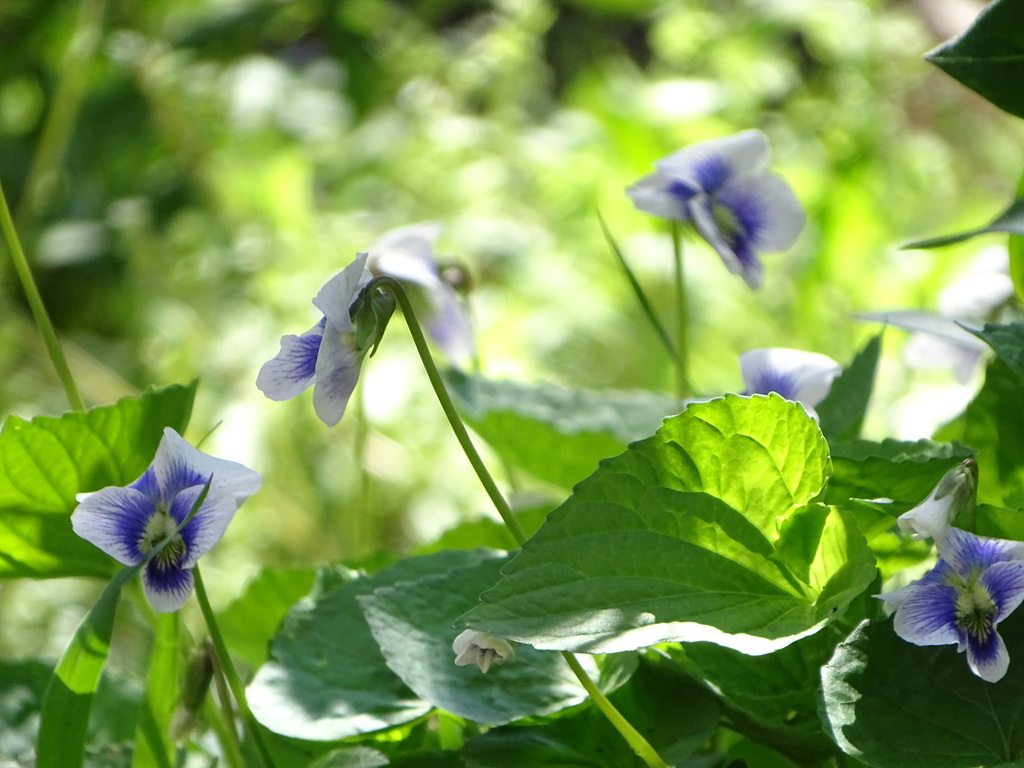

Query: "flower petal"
(71, 486), (156, 565)
(656, 130), (770, 189)
(143, 559), (195, 613)
(965, 627), (1010, 683)
(150, 428), (262, 509)
(312, 253), (373, 334)
(739, 348), (841, 408)
(424, 282), (475, 367)
(688, 196), (748, 280)
(625, 172), (691, 221)
(891, 583), (960, 647)
(937, 527), (1024, 579)
(171, 485), (240, 568)
(897, 494), (955, 542)
(312, 330), (365, 426)
(367, 222), (444, 287)
(256, 321), (325, 401)
(717, 172), (805, 253)
(981, 561), (1024, 623)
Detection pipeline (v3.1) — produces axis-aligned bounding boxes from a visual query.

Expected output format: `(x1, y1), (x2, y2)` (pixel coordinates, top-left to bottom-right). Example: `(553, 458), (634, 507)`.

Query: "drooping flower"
(626, 129), (805, 288)
(878, 527), (1024, 682)
(257, 253), (374, 426)
(897, 459), (977, 544)
(71, 428), (262, 612)
(366, 222), (474, 367)
(452, 629), (515, 674)
(739, 348), (841, 412)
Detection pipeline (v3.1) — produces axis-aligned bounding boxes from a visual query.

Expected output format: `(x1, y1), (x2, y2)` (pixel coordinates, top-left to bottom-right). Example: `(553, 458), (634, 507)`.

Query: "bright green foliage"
(816, 334), (882, 443)
(927, 0), (1024, 121)
(359, 550), (602, 725)
(822, 612), (1024, 768)
(459, 395), (875, 654)
(0, 382), (196, 579)
(445, 369), (678, 489)
(459, 658), (719, 768)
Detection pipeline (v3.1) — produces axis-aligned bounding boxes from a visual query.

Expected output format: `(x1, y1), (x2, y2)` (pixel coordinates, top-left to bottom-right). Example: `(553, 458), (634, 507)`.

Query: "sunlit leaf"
(459, 396), (875, 655)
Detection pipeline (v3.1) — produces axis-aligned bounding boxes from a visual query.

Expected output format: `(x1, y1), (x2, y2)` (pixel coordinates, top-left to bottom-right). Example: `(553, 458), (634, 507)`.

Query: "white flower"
(897, 459), (977, 544)
(739, 348), (841, 412)
(626, 130), (805, 288)
(367, 223), (474, 367)
(256, 253), (373, 426)
(71, 428), (262, 612)
(452, 629), (515, 674)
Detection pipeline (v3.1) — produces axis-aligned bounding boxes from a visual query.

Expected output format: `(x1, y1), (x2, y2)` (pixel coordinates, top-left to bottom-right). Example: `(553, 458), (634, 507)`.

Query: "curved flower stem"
(0, 181), (86, 411)
(369, 276), (669, 768)
(670, 222), (690, 400)
(369, 275), (527, 545)
(193, 566), (276, 768)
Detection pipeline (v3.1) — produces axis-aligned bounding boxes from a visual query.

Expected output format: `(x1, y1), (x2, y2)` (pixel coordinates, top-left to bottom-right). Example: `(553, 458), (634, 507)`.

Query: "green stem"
(371, 276), (527, 545)
(561, 653), (671, 768)
(0, 181), (85, 410)
(207, 654), (246, 768)
(670, 223), (690, 400)
(193, 566), (276, 768)
(370, 277), (669, 768)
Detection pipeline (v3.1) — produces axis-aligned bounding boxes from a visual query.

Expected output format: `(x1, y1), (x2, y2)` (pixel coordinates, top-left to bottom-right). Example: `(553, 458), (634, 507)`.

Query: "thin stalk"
(597, 211), (680, 370)
(0, 181), (85, 410)
(370, 277), (669, 768)
(371, 276), (527, 544)
(670, 222), (691, 400)
(193, 566), (276, 768)
(207, 655), (246, 768)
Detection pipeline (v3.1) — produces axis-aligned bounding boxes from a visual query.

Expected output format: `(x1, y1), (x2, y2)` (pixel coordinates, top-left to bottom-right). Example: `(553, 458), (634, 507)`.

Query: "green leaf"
(0, 381), (197, 579)
(359, 551), (602, 725)
(248, 552), (504, 741)
(131, 613), (179, 768)
(903, 196), (1024, 249)
(459, 396), (875, 655)
(925, 0), (1024, 121)
(938, 358), (1024, 506)
(821, 613), (1024, 767)
(816, 333), (882, 442)
(219, 567), (317, 669)
(444, 369), (677, 489)
(971, 322), (1024, 373)
(310, 746), (390, 768)
(460, 656), (719, 768)
(825, 438), (974, 512)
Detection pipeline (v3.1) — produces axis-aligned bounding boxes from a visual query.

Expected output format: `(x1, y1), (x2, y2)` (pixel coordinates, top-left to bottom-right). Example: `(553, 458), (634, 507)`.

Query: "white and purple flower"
(71, 428), (262, 612)
(878, 527), (1024, 683)
(453, 629), (515, 674)
(366, 223), (474, 368)
(626, 129), (805, 288)
(256, 253), (373, 426)
(896, 459), (977, 544)
(739, 348), (841, 411)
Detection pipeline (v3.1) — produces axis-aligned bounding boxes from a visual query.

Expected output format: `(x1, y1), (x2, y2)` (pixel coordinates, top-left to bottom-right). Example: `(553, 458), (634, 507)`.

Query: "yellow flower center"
(956, 581), (998, 641)
(142, 509), (187, 570)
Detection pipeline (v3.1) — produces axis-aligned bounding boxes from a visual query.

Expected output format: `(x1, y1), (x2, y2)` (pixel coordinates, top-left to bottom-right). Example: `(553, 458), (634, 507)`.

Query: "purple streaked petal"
(172, 486), (239, 568)
(312, 330), (365, 426)
(717, 173), (805, 253)
(256, 321), (324, 402)
(693, 154), (731, 194)
(313, 253), (373, 333)
(739, 348), (841, 409)
(71, 486), (155, 565)
(151, 428), (262, 508)
(891, 583), (960, 646)
(688, 196), (746, 278)
(980, 561), (1024, 622)
(656, 130), (770, 187)
(143, 559), (195, 613)
(965, 628), (1010, 683)
(937, 527), (1024, 579)
(129, 466), (159, 502)
(424, 282), (475, 367)
(625, 172), (691, 222)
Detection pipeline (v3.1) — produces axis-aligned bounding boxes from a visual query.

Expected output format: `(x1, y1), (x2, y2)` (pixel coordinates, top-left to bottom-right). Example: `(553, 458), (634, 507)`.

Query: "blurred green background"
(1, 0), (1021, 656)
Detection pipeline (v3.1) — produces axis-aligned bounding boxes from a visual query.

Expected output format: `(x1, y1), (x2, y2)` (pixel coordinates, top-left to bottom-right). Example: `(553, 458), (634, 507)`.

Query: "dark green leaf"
(0, 382), (197, 579)
(816, 333), (882, 442)
(459, 396), (875, 655)
(971, 322), (1024, 373)
(926, 0), (1024, 120)
(821, 613), (1024, 767)
(904, 196), (1024, 249)
(444, 369), (677, 489)
(359, 551), (601, 725)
